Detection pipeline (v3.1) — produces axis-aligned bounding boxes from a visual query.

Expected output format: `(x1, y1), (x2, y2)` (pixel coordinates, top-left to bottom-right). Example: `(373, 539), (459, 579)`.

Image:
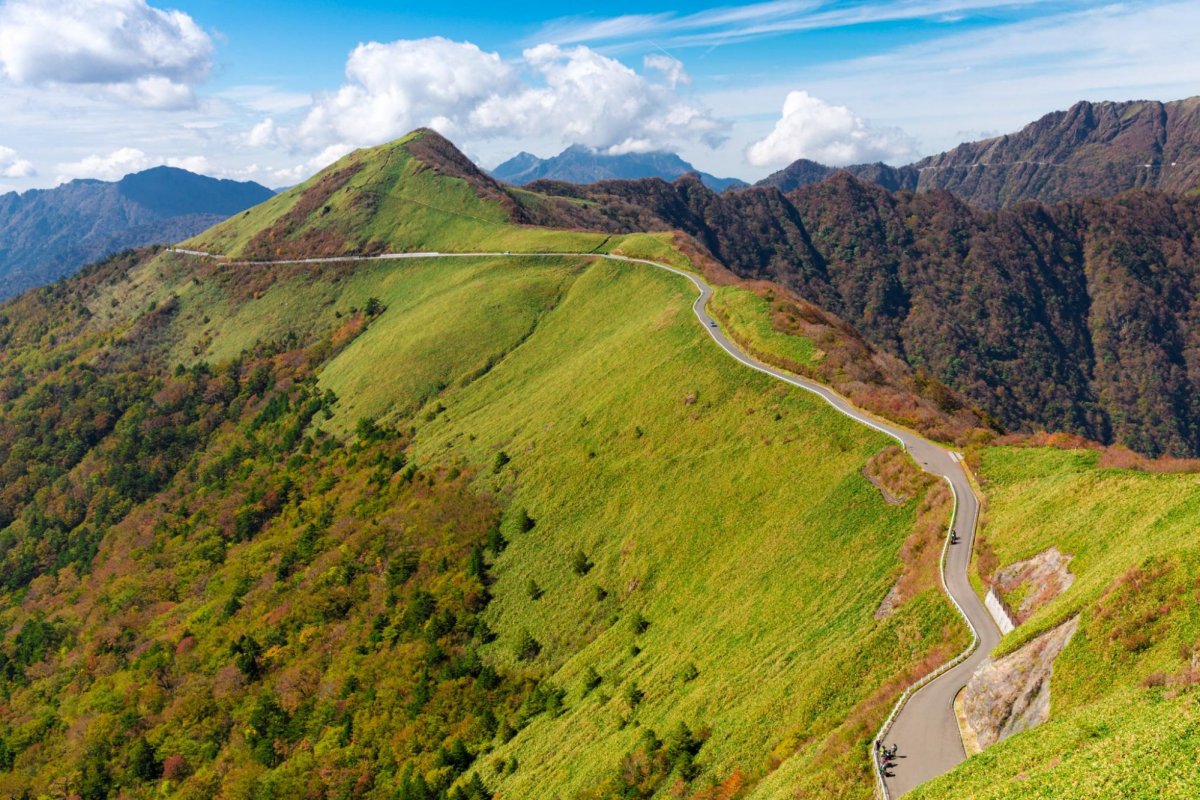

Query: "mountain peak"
(0, 166), (273, 298)
(185, 128), (523, 260)
(116, 166), (273, 217)
(492, 144), (746, 192)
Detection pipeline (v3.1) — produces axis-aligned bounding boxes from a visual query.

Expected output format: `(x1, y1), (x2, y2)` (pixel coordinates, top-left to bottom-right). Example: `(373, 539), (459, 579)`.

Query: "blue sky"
(1, 0), (1198, 191)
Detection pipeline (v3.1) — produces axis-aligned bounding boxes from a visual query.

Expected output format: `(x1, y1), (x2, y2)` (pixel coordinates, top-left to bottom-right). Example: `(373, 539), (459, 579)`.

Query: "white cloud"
(471, 44), (725, 153)
(0, 0), (212, 108)
(218, 85), (313, 114)
(745, 90), (915, 167)
(538, 0), (1052, 50)
(261, 37), (726, 169)
(294, 37), (514, 151)
(245, 118), (278, 148)
(644, 54), (689, 89)
(0, 145), (36, 178)
(54, 147), (210, 183)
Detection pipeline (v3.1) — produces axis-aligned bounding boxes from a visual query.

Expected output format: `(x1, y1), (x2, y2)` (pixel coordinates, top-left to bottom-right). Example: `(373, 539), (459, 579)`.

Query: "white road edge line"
(167, 246), (984, 798)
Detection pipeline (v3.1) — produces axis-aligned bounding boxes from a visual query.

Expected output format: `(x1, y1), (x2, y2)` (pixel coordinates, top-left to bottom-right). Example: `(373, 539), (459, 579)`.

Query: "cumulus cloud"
(295, 37), (513, 150)
(471, 44), (724, 154)
(55, 147), (209, 183)
(245, 118), (279, 148)
(0, 0), (213, 108)
(261, 37), (725, 167)
(746, 90), (915, 167)
(0, 145), (36, 178)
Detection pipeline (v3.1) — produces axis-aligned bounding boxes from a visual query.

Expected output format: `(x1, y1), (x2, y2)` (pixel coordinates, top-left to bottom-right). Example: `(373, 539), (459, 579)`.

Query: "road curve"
(168, 247), (1000, 795)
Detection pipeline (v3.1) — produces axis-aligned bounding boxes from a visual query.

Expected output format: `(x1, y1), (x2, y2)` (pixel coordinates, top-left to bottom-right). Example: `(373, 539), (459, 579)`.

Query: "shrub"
(246, 693), (291, 767)
(571, 549), (594, 576)
(230, 634), (263, 680)
(127, 737), (160, 781)
(356, 416), (384, 442)
(515, 630), (541, 661)
(485, 525), (507, 555)
(527, 579), (544, 601)
(161, 754), (190, 781)
(625, 682), (645, 709)
(503, 506), (535, 535)
(466, 546), (486, 581)
(387, 550), (420, 588)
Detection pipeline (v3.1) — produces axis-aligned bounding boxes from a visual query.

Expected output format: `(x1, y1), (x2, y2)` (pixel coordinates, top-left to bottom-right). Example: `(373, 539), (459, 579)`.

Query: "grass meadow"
(912, 446), (1200, 798)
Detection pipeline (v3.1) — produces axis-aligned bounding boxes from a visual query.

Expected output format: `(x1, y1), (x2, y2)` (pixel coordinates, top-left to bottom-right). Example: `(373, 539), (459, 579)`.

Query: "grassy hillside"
(910, 447), (1200, 798)
(408, 259), (965, 798)
(0, 126), (992, 800)
(186, 130), (611, 260)
(0, 220), (968, 800)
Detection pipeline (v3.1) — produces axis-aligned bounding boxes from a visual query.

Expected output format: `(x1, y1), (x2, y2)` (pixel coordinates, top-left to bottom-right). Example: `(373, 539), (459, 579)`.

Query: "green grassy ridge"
(974, 447), (1200, 654)
(911, 446), (1200, 797)
(77, 248), (963, 797)
(2, 132), (974, 796)
(910, 686), (1200, 799)
(184, 132), (612, 260)
(399, 258), (963, 798)
(709, 286), (821, 372)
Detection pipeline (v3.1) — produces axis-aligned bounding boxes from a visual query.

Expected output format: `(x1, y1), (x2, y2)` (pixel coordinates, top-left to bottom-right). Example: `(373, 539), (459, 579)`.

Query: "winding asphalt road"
(168, 247), (1000, 796)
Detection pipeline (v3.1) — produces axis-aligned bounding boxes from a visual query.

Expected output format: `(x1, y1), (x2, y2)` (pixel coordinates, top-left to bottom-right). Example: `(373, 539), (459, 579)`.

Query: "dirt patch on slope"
(874, 582), (903, 620)
(961, 616), (1079, 749)
(992, 547), (1074, 624)
(863, 445), (925, 505)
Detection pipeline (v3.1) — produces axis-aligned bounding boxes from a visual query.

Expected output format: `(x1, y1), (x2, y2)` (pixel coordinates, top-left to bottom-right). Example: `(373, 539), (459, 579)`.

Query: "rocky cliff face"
(960, 617), (1080, 750)
(992, 548), (1075, 624)
(911, 97), (1200, 208)
(756, 96), (1200, 209)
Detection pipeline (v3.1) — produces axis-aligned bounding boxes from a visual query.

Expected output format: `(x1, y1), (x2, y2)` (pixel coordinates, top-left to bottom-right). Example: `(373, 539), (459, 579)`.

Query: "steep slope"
(493, 145), (746, 191)
(186, 129), (614, 259)
(527, 172), (1200, 457)
(755, 96), (1200, 208)
(0, 167), (272, 298)
(912, 97), (1200, 209)
(909, 444), (1200, 798)
(0, 131), (968, 799)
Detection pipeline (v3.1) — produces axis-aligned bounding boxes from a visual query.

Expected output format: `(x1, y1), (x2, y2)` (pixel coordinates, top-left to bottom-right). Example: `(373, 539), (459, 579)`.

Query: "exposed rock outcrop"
(756, 96), (1200, 209)
(960, 616), (1079, 749)
(992, 547), (1075, 623)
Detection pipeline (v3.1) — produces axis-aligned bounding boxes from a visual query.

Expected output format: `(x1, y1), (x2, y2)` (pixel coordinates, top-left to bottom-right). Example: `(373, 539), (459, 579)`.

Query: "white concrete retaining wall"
(985, 588), (1016, 635)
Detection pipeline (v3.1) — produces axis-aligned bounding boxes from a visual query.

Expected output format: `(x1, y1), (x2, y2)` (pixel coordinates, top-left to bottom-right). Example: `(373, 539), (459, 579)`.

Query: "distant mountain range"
(492, 145), (747, 192)
(0, 167), (274, 298)
(492, 98), (1200, 210)
(759, 97), (1200, 209)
